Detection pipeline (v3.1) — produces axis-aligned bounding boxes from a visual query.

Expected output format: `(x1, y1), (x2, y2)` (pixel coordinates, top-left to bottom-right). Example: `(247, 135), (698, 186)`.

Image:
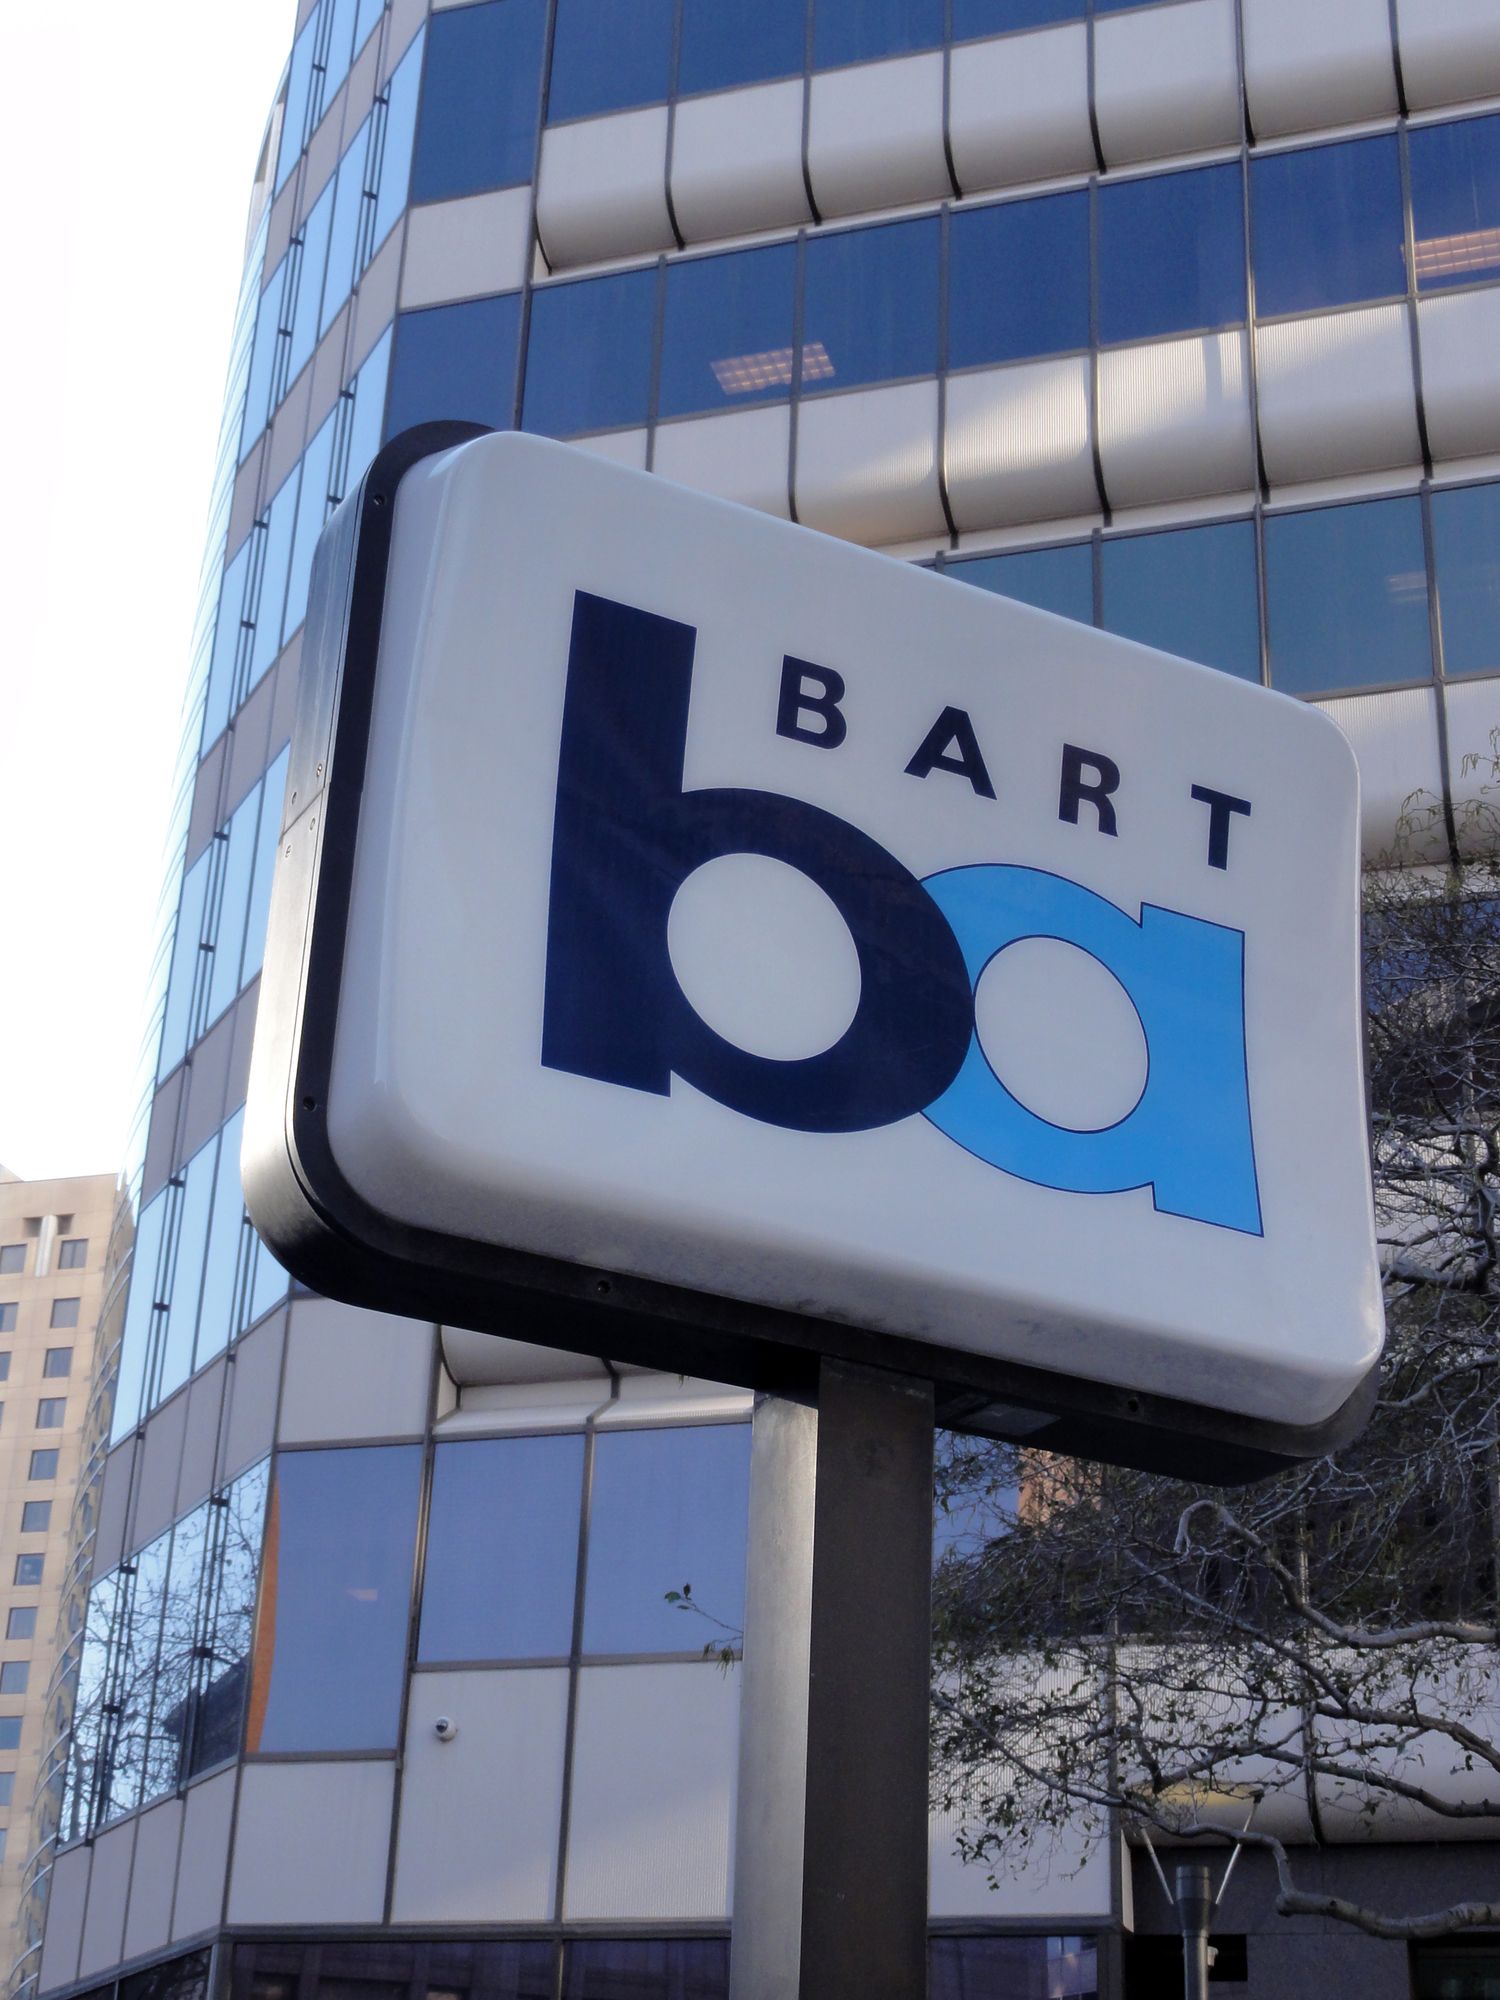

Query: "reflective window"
(241, 260), (290, 456)
(154, 1138), (216, 1406)
(12, 1557), (42, 1587)
(949, 192), (1089, 369)
(100, 1527), (170, 1822)
(159, 847), (211, 1078)
(953, 0), (1082, 36)
(276, 14), (320, 191)
(679, 0), (806, 94)
(249, 1445), (422, 1751)
(420, 1434), (585, 1661)
(1098, 163), (1246, 344)
(1100, 521), (1260, 680)
(288, 179), (335, 386)
(563, 1941), (730, 1999)
(0, 1720), (18, 1751)
(188, 1459), (270, 1776)
(248, 470), (299, 688)
(347, 326), (394, 484)
(413, 0), (546, 200)
(20, 1503), (50, 1535)
(146, 1505), (210, 1806)
(6, 1609), (34, 1640)
(206, 785), (261, 1026)
(813, 0), (944, 68)
(284, 414), (338, 642)
(0, 1246), (22, 1274)
(241, 746), (291, 990)
(1265, 496), (1431, 694)
(372, 32), (426, 253)
(49, 1297), (79, 1330)
(112, 1192), (166, 1442)
(1251, 135), (1405, 317)
(322, 118), (373, 340)
(1410, 114), (1500, 292)
(28, 1451), (57, 1481)
(203, 536), (252, 748)
(1433, 481), (1500, 678)
(930, 1935), (1098, 1998)
(659, 244), (799, 419)
(44, 1346), (71, 1376)
(232, 1940), (555, 2000)
(386, 294), (522, 438)
(802, 218), (940, 392)
(0, 1662), (29, 1694)
(950, 543), (1093, 623)
(524, 270), (657, 435)
(36, 1399), (65, 1429)
(583, 1425), (751, 1655)
(548, 0), (674, 121)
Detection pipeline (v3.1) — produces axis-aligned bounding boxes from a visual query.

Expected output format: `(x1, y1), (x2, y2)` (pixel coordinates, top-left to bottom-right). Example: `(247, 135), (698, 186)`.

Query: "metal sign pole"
(731, 1358), (934, 2000)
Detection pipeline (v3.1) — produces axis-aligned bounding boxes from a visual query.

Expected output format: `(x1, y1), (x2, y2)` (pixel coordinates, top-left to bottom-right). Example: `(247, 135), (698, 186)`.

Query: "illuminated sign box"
(245, 427), (1382, 1479)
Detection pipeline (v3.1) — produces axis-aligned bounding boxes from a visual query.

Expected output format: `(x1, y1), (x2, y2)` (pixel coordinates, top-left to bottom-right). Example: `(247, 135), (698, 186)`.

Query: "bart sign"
(244, 426), (1382, 1480)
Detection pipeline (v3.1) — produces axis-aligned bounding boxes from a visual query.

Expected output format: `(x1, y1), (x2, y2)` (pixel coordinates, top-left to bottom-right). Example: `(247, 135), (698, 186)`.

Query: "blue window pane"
(1265, 496), (1431, 694)
(288, 179), (334, 383)
(252, 1445), (422, 1751)
(242, 747), (291, 988)
(101, 1529), (171, 1823)
(386, 294), (521, 437)
(196, 1111), (248, 1369)
(1251, 135), (1405, 318)
(240, 266), (286, 456)
(207, 788), (261, 1026)
(324, 0), (360, 101)
(582, 1426), (751, 1655)
(246, 1230), (289, 1328)
(523, 270), (657, 434)
(355, 0), (384, 56)
(1433, 482), (1500, 677)
(548, 0), (674, 121)
(323, 122), (372, 335)
(949, 193), (1089, 368)
(276, 18), (319, 191)
(802, 218), (940, 392)
(372, 31), (425, 254)
(679, 0), (806, 95)
(157, 1138), (216, 1406)
(1098, 164), (1245, 344)
(284, 414), (338, 643)
(659, 245), (798, 419)
(249, 472), (300, 687)
(158, 848), (211, 1081)
(146, 1505), (209, 1804)
(203, 539), (252, 749)
(565, 1943), (730, 1998)
(346, 327), (393, 483)
(1410, 115), (1500, 293)
(952, 0), (1081, 37)
(188, 1457), (269, 1776)
(413, 0), (546, 201)
(1100, 522), (1260, 680)
(111, 1193), (166, 1444)
(950, 543), (1093, 623)
(813, 0), (944, 67)
(419, 1435), (585, 1661)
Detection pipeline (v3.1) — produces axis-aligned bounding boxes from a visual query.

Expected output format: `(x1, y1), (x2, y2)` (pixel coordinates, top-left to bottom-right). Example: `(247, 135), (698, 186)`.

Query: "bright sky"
(0, 4), (295, 1182)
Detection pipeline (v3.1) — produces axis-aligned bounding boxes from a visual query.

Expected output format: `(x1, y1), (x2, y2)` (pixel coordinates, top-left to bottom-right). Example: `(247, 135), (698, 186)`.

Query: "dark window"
(933, 1935), (1099, 1997)
(953, 0), (1082, 37)
(6, 1609), (35, 1641)
(802, 218), (941, 392)
(948, 192), (1090, 369)
(43, 1346), (72, 1378)
(420, 1434), (584, 1661)
(1412, 1939), (1500, 2000)
(231, 1941), (554, 2000)
(28, 1451), (58, 1482)
(0, 1309), (13, 1334)
(1098, 163), (1246, 344)
(385, 294), (522, 437)
(1409, 114), (1500, 292)
(57, 1238), (87, 1270)
(948, 544), (1093, 624)
(679, 0), (806, 94)
(120, 1950), (212, 2000)
(249, 1445), (422, 1752)
(35, 1399), (65, 1430)
(1265, 496), (1431, 694)
(523, 268), (658, 435)
(0, 1662), (28, 1696)
(48, 1297), (79, 1330)
(813, 0), (944, 68)
(12, 1558), (41, 1588)
(562, 1940), (730, 1999)
(1100, 521), (1261, 680)
(0, 1351), (8, 1379)
(0, 1773), (12, 1806)
(659, 244), (799, 419)
(1123, 1932), (1244, 1990)
(0, 1247), (24, 1276)
(1251, 135), (1406, 317)
(583, 1425), (751, 1655)
(547, 0), (674, 121)
(1433, 481), (1500, 678)
(20, 1502), (50, 1534)
(411, 0), (547, 201)
(0, 1719), (18, 1751)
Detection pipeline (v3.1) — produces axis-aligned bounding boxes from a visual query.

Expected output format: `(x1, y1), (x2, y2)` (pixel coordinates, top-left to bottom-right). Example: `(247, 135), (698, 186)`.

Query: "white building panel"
(1321, 687), (1447, 863)
(37, 1847), (89, 1995)
(121, 1799), (183, 1964)
(1418, 287), (1500, 467)
(947, 25), (1093, 196)
(794, 380), (948, 544)
(228, 1762), (393, 1924)
(806, 54), (950, 220)
(536, 108), (674, 270)
(393, 1669), (569, 1921)
(565, 1664), (740, 1920)
(1097, 329), (1255, 509)
(944, 356), (1099, 529)
(1256, 305), (1421, 486)
(220, 1310), (284, 1482)
(400, 188), (533, 310)
(577, 429), (650, 469)
(1242, 0), (1399, 137)
(1396, 0), (1500, 110)
(279, 1296), (434, 1443)
(1093, 0), (1241, 169)
(930, 1810), (1112, 1919)
(670, 81), (811, 243)
(172, 1770), (237, 1942)
(76, 1820), (134, 1980)
(655, 407), (793, 518)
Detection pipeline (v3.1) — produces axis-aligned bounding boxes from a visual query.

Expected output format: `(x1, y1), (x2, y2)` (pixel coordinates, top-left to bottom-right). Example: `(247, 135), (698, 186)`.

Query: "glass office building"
(20, 1), (1500, 1997)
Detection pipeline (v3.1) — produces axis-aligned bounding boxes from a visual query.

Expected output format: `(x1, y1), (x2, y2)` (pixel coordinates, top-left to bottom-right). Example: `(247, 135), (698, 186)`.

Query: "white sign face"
(245, 429), (1382, 1467)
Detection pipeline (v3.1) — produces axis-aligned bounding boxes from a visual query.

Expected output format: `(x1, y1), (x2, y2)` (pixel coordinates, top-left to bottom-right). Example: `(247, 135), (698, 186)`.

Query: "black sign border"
(243, 424), (1379, 1485)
